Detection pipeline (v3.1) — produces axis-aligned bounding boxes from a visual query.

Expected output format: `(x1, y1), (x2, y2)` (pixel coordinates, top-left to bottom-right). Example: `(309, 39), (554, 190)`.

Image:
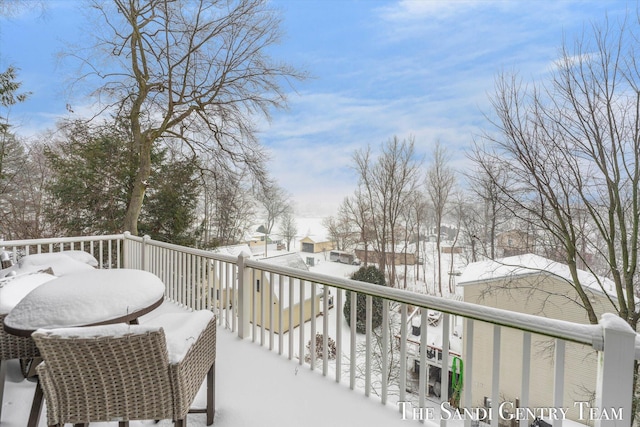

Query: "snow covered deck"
(2, 301), (410, 427)
(1, 234), (637, 427)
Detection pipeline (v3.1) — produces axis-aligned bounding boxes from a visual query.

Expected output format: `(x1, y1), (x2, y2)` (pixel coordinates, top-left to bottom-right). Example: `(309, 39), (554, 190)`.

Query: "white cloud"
(4, 0), (634, 219)
(377, 0), (488, 22)
(260, 85), (486, 215)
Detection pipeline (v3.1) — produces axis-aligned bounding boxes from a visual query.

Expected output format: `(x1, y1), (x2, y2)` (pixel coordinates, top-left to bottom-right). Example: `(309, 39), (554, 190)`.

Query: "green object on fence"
(451, 356), (463, 407)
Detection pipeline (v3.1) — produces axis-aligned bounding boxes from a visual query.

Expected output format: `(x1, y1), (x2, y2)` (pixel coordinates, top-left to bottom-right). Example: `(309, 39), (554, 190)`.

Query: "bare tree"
(76, 0), (304, 234)
(199, 163), (255, 248)
(353, 136), (421, 288)
(322, 211), (354, 252)
(7, 142), (49, 239)
(447, 192), (466, 293)
(410, 193), (429, 285)
(464, 160), (511, 259)
(473, 15), (640, 420)
(256, 182), (291, 257)
(456, 195), (484, 264)
(352, 302), (403, 399)
(397, 192), (427, 290)
(279, 207), (297, 251)
(0, 66), (44, 239)
(425, 141), (455, 295)
(341, 191), (373, 266)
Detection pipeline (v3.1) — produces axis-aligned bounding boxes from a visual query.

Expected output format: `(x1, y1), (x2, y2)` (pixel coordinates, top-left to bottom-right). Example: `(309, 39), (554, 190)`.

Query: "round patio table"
(2, 268), (166, 427)
(3, 268), (165, 337)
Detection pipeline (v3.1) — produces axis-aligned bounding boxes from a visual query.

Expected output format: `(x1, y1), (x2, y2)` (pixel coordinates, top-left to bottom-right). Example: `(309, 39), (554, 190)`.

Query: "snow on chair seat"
(32, 310), (216, 426)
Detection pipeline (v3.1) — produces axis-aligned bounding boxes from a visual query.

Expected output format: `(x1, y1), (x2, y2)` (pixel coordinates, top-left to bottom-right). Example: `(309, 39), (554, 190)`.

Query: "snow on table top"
(0, 272), (57, 315)
(4, 268), (165, 332)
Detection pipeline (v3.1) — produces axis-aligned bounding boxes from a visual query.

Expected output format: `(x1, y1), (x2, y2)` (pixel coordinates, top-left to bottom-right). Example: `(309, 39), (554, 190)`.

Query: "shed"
(299, 235), (334, 254)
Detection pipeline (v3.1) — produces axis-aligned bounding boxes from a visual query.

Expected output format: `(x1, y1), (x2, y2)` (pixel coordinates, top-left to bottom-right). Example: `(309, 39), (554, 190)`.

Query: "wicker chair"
(0, 313), (41, 422)
(32, 310), (216, 427)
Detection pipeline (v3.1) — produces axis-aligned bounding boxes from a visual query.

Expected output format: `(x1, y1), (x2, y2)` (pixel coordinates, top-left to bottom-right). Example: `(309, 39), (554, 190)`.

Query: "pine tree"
(138, 155), (199, 245)
(45, 119), (199, 244)
(343, 266), (386, 333)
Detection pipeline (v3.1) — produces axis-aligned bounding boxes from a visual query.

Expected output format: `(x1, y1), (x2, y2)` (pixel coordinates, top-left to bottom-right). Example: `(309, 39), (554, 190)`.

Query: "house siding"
(249, 274), (322, 334)
(462, 274), (615, 422)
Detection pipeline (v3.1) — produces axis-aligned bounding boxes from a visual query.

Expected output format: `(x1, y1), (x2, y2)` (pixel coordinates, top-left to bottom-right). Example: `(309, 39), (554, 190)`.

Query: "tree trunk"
(123, 137), (152, 235)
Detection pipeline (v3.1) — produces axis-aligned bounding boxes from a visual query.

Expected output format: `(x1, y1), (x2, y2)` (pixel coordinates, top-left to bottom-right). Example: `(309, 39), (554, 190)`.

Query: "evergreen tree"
(45, 119), (199, 244)
(0, 66), (30, 133)
(138, 156), (198, 246)
(343, 266), (386, 333)
(45, 120), (135, 235)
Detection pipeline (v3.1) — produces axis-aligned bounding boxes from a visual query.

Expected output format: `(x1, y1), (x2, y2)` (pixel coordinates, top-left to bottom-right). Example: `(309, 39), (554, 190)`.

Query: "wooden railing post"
(236, 252), (251, 339)
(594, 313), (635, 427)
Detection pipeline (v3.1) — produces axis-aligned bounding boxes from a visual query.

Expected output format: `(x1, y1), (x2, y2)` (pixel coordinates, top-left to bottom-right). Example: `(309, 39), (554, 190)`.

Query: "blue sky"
(0, 0), (631, 216)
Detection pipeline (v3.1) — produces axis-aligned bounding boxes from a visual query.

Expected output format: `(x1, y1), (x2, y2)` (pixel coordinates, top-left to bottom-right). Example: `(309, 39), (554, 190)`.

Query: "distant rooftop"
(458, 253), (616, 297)
(260, 252), (309, 271)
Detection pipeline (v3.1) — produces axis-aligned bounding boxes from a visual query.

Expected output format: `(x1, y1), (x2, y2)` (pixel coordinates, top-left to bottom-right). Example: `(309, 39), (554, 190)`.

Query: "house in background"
(299, 235), (335, 266)
(244, 230), (267, 248)
(458, 254), (618, 422)
(299, 235), (334, 254)
(249, 252), (325, 334)
(354, 243), (417, 266)
(210, 244), (252, 309)
(495, 229), (535, 257)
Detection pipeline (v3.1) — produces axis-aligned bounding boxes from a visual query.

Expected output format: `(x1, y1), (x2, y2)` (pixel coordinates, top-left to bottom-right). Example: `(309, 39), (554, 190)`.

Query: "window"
(256, 279), (260, 292)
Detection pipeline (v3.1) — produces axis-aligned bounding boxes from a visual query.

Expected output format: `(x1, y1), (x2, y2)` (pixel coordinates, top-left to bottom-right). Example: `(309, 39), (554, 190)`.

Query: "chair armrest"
(169, 315), (217, 419)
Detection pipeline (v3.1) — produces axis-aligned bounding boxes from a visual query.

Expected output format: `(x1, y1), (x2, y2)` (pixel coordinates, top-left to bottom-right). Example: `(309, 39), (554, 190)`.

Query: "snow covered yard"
(1, 300), (415, 427)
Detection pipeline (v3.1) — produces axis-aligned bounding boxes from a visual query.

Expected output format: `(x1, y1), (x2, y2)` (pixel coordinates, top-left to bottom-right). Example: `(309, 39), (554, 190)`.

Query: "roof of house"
(300, 235), (331, 244)
(458, 253), (617, 298)
(258, 253), (326, 308)
(213, 244), (252, 258)
(259, 253), (309, 271)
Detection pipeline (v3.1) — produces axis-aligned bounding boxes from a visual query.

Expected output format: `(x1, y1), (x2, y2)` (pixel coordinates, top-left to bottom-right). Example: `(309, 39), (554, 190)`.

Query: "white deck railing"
(2, 233), (636, 427)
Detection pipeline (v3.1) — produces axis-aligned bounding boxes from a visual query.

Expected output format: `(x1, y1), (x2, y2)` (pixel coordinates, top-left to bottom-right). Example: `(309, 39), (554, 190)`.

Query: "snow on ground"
(2, 300), (426, 427)
(3, 219), (472, 426)
(292, 217), (329, 243)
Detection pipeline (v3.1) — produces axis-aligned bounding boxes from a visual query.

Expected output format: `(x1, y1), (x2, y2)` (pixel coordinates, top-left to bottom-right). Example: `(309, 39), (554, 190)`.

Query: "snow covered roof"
(259, 252), (309, 271)
(213, 244), (252, 258)
(458, 253), (617, 298)
(300, 235), (330, 244)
